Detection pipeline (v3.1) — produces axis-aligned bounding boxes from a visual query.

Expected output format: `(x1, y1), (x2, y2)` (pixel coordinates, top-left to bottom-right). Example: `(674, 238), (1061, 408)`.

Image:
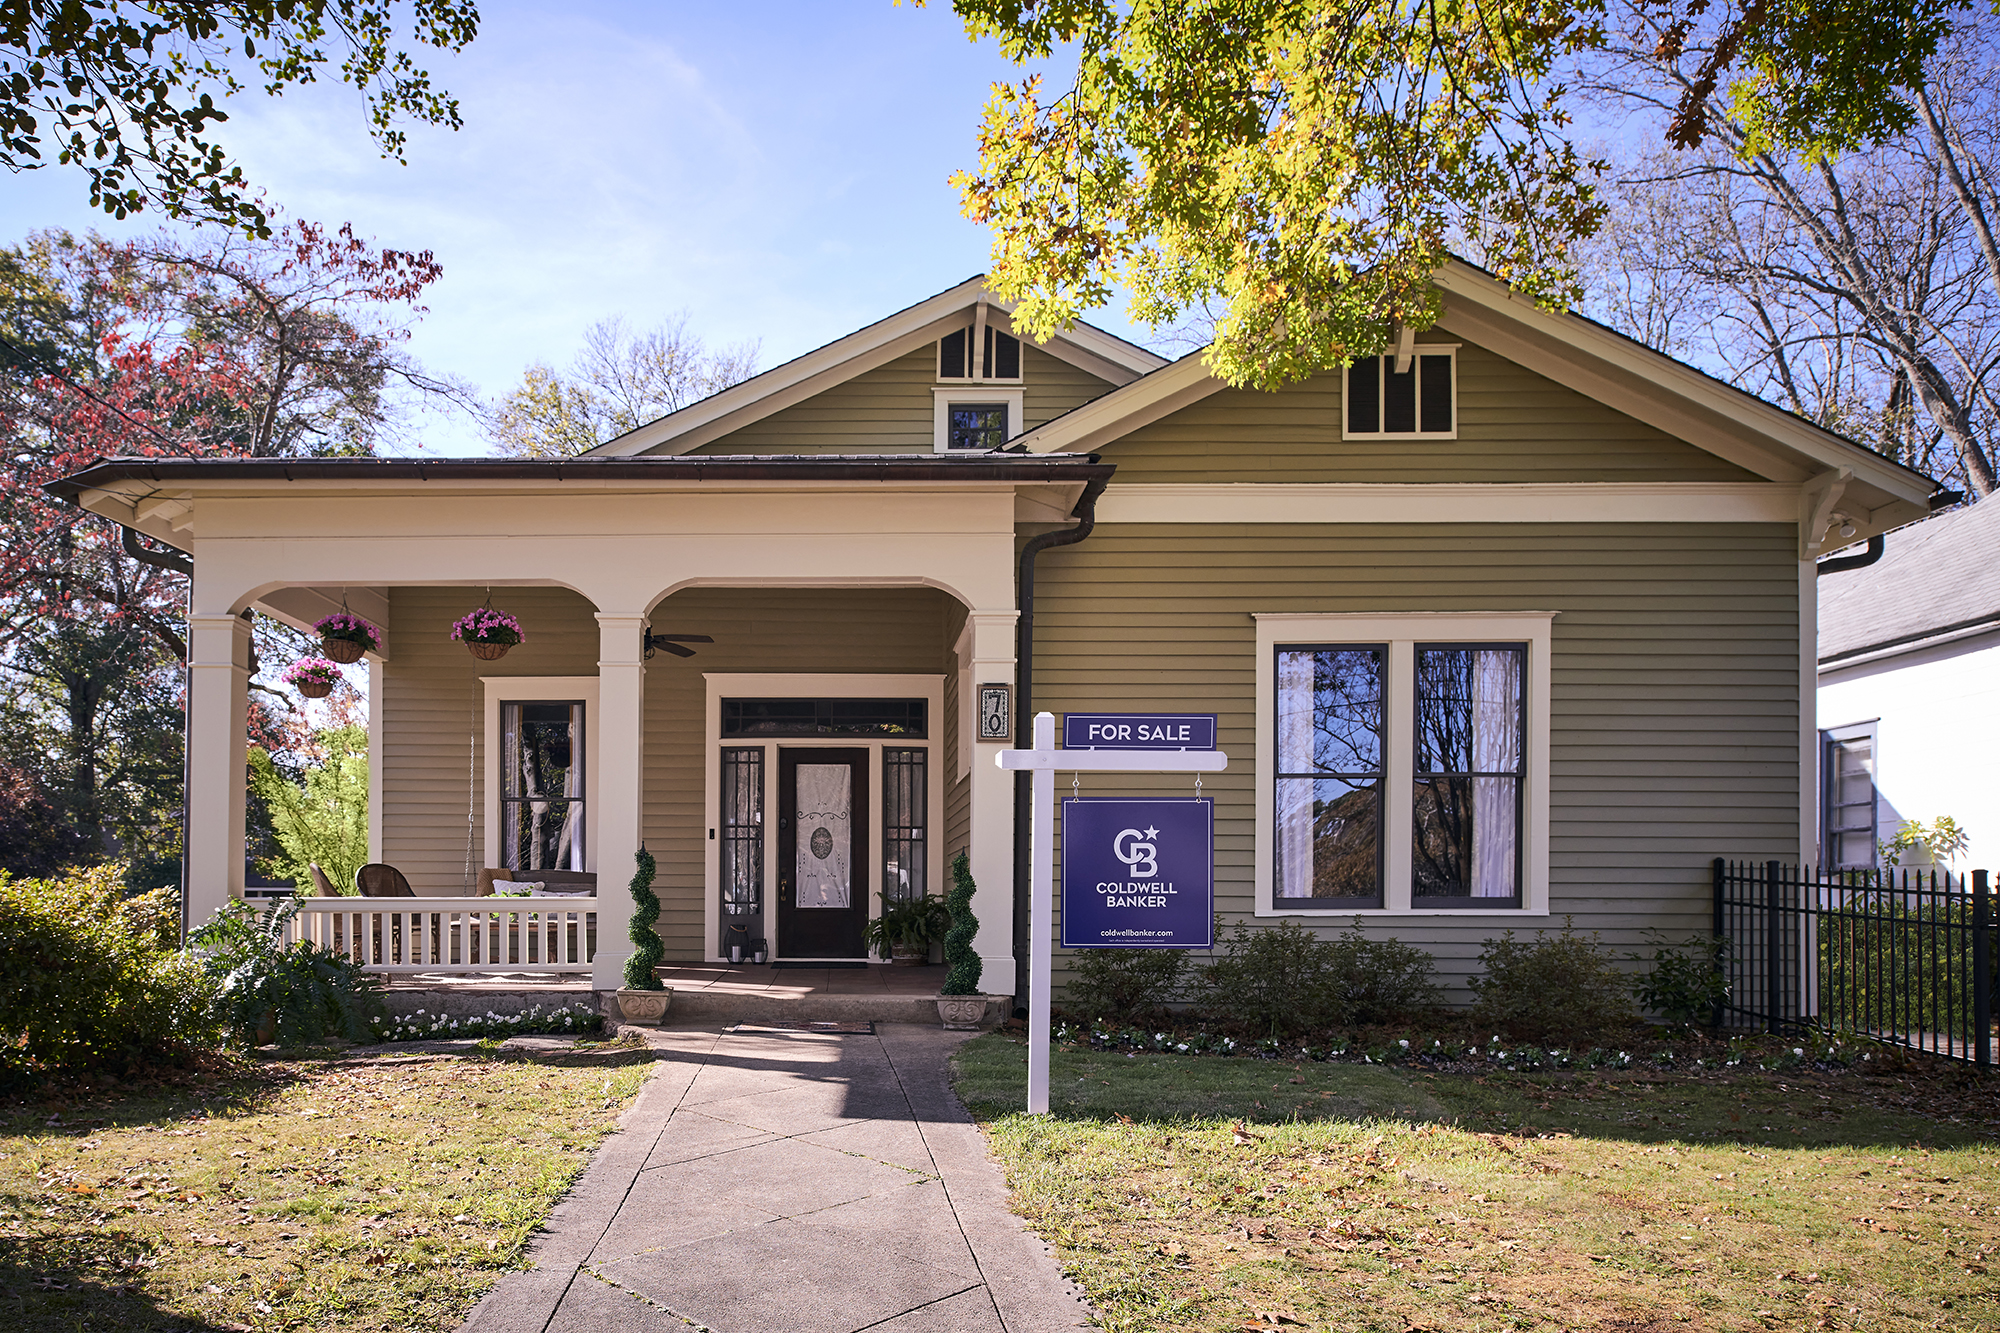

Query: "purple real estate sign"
(1060, 797), (1214, 949)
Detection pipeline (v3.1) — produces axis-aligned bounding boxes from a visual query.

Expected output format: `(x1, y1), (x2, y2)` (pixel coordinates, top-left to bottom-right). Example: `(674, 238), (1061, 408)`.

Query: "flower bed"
(368, 1002), (602, 1043)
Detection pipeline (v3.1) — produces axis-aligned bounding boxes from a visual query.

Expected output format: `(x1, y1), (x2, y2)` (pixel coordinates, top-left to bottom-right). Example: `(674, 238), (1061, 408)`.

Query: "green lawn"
(0, 1039), (653, 1332)
(955, 1034), (2000, 1332)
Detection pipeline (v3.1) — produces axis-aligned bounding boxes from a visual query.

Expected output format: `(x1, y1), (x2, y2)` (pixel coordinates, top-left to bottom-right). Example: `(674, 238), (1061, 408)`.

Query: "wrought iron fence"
(1713, 859), (1995, 1063)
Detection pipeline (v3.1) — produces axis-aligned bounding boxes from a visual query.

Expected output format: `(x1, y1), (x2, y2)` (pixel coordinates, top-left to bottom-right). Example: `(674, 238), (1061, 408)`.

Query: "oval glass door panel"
(794, 763), (852, 908)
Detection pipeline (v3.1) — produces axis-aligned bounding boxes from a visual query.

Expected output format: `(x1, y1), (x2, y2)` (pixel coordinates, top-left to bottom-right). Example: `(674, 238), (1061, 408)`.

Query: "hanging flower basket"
(451, 606), (526, 661)
(314, 611), (380, 664)
(284, 656), (343, 700)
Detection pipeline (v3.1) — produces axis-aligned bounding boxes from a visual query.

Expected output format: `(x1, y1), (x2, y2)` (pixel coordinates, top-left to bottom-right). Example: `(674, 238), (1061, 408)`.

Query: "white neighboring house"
(1817, 499), (2000, 872)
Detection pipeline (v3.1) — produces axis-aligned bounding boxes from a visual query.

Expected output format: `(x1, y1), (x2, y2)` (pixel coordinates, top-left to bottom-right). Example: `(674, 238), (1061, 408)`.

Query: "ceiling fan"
(643, 631), (713, 660)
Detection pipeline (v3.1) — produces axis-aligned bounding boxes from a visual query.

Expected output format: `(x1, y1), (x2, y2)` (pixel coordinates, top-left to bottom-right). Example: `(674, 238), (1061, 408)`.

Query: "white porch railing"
(290, 897), (598, 974)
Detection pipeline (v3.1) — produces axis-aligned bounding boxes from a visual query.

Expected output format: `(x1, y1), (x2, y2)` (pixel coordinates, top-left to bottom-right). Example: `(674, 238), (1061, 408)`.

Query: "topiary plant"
(942, 851), (982, 996)
(623, 846), (664, 990)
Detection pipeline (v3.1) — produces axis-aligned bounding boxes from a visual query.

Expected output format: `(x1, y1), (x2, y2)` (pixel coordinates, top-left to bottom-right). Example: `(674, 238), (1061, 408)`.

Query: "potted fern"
(615, 847), (672, 1024)
(863, 891), (949, 964)
(936, 852), (988, 1029)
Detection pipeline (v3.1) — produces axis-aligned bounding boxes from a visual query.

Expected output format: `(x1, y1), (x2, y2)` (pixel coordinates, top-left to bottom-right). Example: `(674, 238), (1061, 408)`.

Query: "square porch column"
(964, 610), (1019, 994)
(593, 614), (647, 992)
(186, 612), (251, 929)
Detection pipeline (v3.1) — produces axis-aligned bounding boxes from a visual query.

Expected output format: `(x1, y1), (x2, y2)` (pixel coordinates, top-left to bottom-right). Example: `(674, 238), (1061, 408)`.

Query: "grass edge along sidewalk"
(954, 1031), (2000, 1333)
(0, 1037), (653, 1332)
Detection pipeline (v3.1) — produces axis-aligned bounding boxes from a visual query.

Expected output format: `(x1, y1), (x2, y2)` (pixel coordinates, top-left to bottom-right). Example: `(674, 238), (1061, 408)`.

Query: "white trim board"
(1251, 612), (1556, 919)
(702, 672), (947, 963)
(1096, 482), (1799, 525)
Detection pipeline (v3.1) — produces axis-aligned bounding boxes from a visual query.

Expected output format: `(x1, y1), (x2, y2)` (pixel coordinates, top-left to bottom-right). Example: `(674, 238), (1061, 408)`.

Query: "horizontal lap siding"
(380, 587), (601, 894)
(1029, 523), (1798, 996)
(641, 587), (955, 958)
(1100, 340), (1758, 483)
(687, 346), (1113, 455)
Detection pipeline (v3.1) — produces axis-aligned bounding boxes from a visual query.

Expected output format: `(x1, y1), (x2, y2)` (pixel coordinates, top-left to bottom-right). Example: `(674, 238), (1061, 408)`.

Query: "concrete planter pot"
(890, 943), (928, 966)
(936, 996), (987, 1031)
(615, 987), (673, 1025)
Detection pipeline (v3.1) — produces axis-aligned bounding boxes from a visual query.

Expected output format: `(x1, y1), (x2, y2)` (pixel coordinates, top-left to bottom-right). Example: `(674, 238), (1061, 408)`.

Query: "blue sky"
(0, 1), (1138, 455)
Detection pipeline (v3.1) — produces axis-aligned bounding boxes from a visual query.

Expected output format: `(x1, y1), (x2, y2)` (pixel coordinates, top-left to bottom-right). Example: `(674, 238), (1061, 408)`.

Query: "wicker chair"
(355, 863), (415, 897)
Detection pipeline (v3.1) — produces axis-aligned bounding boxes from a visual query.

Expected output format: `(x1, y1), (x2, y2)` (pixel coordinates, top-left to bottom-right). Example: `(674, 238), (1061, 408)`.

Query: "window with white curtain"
(501, 701), (585, 872)
(1413, 646), (1524, 904)
(1274, 647), (1385, 906)
(1257, 614), (1548, 915)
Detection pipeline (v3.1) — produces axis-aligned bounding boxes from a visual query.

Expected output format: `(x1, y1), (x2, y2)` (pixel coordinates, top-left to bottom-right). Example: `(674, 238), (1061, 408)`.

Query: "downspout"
(1012, 468), (1110, 1018)
(1814, 535), (1884, 577)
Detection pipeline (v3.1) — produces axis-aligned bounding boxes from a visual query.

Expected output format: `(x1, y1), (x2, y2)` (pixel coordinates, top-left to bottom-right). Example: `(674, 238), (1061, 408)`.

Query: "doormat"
(770, 960), (869, 970)
(728, 1021), (876, 1035)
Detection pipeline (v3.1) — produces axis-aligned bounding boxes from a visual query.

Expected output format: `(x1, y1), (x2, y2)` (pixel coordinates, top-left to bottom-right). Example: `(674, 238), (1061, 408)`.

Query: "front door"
(777, 748), (868, 958)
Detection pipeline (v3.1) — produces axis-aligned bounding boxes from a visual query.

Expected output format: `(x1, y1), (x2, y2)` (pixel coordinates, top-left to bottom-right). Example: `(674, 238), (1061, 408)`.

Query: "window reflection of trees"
(1413, 648), (1521, 900)
(1277, 648), (1384, 902)
(503, 702), (584, 872)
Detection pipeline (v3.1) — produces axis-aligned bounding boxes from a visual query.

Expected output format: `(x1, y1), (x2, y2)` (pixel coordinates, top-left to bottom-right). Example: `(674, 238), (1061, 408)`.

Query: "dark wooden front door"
(777, 748), (868, 959)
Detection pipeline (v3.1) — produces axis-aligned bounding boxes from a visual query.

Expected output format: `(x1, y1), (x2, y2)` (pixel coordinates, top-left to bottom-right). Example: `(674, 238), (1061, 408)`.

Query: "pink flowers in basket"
(284, 657), (343, 698)
(313, 611), (380, 649)
(451, 607), (525, 646)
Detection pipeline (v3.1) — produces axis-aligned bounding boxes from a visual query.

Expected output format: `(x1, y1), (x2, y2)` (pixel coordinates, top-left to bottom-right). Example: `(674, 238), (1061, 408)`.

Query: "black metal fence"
(1713, 859), (1996, 1064)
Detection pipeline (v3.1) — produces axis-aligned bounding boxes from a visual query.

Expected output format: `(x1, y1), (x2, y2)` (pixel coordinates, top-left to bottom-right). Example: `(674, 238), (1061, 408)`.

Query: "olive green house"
(50, 263), (1939, 1003)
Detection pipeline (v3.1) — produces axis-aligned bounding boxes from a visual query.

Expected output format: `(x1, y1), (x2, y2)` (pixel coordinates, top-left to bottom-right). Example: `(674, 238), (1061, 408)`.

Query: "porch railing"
(1713, 859), (1995, 1064)
(290, 896), (598, 974)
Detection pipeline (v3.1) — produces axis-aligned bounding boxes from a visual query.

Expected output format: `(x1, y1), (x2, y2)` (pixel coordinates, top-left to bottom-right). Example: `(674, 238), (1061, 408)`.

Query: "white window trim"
(1252, 612), (1555, 917)
(482, 676), (601, 875)
(702, 672), (946, 962)
(933, 387), (1024, 453)
(1340, 344), (1460, 441)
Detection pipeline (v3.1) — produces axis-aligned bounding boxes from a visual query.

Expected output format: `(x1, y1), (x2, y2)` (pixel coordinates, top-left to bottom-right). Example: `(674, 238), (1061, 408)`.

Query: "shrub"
(623, 846), (664, 990)
(1200, 919), (1340, 1035)
(1198, 919), (1442, 1034)
(1629, 930), (1730, 1027)
(1324, 926), (1442, 1024)
(0, 863), (222, 1081)
(1065, 948), (1187, 1022)
(1471, 919), (1629, 1042)
(192, 899), (382, 1045)
(942, 852), (983, 996)
(248, 725), (368, 892)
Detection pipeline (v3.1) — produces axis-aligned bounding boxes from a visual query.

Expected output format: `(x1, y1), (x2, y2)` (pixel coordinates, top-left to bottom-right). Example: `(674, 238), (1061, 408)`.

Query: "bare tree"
(1580, 11), (2000, 497)
(487, 315), (760, 458)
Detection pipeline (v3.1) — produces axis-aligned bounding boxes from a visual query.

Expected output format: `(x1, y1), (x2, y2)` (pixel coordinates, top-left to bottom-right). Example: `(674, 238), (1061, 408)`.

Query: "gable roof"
(1819, 500), (2000, 665)
(1008, 259), (1938, 539)
(583, 276), (1168, 458)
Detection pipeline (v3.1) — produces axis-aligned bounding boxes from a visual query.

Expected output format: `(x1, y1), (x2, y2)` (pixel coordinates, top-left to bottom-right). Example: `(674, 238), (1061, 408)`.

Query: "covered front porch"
(51, 454), (1112, 997)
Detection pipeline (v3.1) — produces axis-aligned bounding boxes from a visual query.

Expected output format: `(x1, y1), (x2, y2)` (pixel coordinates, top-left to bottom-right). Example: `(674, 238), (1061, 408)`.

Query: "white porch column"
(186, 611), (251, 927)
(965, 610), (1019, 993)
(593, 613), (648, 991)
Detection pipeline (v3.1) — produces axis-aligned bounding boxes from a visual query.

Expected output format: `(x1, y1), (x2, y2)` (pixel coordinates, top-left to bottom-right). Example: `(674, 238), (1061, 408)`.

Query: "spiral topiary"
(623, 846), (664, 991)
(942, 851), (982, 996)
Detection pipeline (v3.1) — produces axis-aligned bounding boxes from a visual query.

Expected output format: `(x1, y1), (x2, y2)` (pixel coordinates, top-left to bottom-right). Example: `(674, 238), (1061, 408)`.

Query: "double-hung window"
(1257, 614), (1551, 914)
(1821, 722), (1878, 870)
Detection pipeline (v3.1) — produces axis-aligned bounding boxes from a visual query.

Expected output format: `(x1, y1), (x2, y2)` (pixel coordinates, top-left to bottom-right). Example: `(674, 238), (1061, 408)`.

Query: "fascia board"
(1433, 263), (1935, 506)
(588, 279), (1165, 458)
(1014, 355), (1226, 454)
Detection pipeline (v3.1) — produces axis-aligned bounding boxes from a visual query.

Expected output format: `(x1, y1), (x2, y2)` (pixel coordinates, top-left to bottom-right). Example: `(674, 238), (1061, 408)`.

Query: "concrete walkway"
(459, 1024), (1093, 1333)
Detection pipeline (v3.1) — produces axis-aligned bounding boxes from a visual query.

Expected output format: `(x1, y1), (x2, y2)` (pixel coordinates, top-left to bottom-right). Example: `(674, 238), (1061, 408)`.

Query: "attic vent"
(1345, 350), (1456, 439)
(940, 327), (1021, 381)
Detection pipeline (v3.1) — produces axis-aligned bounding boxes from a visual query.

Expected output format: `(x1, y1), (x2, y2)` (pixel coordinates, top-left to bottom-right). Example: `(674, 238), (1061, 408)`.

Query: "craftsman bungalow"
(49, 263), (1939, 1004)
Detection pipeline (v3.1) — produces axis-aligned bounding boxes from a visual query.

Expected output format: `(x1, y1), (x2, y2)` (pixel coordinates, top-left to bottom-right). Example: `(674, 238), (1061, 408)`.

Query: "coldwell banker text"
(1061, 797), (1214, 949)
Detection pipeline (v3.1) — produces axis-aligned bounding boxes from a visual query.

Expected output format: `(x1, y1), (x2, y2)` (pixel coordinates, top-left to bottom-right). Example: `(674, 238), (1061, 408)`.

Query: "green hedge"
(0, 864), (221, 1081)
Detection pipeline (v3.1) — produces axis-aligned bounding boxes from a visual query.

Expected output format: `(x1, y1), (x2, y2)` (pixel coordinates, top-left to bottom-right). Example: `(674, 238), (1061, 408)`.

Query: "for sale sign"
(1062, 713), (1217, 751)
(1060, 797), (1214, 949)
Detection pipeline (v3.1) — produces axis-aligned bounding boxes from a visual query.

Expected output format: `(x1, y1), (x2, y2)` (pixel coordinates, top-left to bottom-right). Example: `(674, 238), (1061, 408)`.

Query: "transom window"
(1345, 349), (1457, 438)
(722, 697), (927, 738)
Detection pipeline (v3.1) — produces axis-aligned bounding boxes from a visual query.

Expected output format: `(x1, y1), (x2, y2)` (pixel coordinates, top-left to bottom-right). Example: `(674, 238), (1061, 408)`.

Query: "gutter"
(1011, 467), (1111, 1018)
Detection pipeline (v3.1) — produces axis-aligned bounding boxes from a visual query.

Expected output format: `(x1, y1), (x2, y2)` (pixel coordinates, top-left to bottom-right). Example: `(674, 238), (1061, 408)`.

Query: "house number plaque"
(977, 683), (1012, 741)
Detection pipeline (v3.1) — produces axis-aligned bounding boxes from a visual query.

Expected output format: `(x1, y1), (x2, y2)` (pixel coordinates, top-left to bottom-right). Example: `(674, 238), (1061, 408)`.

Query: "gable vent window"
(940, 326), (1022, 381)
(1345, 350), (1456, 439)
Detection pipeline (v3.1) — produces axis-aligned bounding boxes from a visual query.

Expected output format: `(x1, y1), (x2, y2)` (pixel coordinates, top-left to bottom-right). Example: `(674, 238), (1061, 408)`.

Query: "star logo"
(1144, 826), (1159, 839)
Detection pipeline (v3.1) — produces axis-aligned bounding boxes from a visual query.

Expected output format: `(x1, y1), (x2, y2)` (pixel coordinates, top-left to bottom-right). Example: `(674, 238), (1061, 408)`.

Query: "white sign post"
(997, 711), (1228, 1114)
